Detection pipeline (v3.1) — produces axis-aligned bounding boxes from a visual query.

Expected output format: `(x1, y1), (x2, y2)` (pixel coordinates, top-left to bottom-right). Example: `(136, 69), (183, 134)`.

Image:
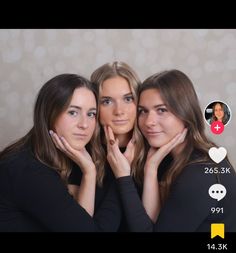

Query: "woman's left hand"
(145, 128), (188, 173)
(123, 133), (136, 166)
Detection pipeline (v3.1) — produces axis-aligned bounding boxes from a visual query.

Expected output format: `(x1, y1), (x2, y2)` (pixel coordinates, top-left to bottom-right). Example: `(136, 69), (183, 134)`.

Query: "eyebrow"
(138, 104), (166, 109)
(100, 92), (133, 99)
(69, 105), (97, 111)
(124, 93), (133, 96)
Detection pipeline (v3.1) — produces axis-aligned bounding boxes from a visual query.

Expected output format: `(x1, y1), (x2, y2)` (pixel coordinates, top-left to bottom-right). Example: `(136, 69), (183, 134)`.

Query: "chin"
(112, 127), (132, 135)
(71, 142), (86, 151)
(147, 138), (169, 148)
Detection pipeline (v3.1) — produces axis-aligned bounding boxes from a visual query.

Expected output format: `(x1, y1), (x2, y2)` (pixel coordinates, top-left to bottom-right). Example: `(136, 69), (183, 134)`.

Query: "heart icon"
(208, 147), (227, 164)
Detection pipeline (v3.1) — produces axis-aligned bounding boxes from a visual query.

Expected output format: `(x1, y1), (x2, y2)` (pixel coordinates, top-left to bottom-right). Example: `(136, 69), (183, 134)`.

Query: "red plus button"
(211, 121), (224, 134)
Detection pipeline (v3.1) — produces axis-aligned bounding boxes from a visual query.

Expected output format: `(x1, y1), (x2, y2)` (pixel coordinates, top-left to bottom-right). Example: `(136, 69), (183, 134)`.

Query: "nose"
(145, 111), (157, 127)
(113, 101), (125, 116)
(77, 114), (88, 129)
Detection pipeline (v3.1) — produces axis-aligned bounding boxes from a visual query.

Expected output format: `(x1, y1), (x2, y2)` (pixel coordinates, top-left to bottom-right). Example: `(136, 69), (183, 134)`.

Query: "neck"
(115, 132), (133, 147)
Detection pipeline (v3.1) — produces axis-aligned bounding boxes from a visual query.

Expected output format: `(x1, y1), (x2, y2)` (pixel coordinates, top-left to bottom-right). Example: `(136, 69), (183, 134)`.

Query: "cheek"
(127, 105), (137, 120)
(88, 121), (96, 136)
(54, 117), (68, 136)
(99, 108), (110, 124)
(167, 119), (184, 136)
(138, 117), (145, 132)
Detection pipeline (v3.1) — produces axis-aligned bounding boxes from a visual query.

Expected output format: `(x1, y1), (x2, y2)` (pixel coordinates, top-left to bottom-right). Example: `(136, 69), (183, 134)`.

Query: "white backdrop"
(0, 29), (235, 168)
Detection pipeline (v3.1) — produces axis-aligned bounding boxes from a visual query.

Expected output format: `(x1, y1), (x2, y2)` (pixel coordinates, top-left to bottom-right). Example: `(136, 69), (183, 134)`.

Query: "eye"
(87, 111), (97, 118)
(100, 98), (112, 106)
(138, 108), (147, 115)
(124, 96), (134, 103)
(68, 110), (78, 117)
(157, 108), (167, 114)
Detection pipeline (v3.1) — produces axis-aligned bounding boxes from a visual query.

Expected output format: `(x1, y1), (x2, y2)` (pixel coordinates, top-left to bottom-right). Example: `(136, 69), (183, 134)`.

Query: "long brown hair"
(91, 61), (145, 186)
(0, 74), (98, 183)
(139, 69), (217, 203)
(211, 102), (229, 125)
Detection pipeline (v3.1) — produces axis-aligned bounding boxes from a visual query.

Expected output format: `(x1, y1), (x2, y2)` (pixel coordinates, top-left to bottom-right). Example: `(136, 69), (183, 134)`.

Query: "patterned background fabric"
(0, 29), (235, 168)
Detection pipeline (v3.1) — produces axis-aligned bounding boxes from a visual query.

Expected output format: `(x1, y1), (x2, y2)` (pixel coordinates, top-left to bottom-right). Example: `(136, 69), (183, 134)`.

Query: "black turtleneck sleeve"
(116, 160), (236, 232)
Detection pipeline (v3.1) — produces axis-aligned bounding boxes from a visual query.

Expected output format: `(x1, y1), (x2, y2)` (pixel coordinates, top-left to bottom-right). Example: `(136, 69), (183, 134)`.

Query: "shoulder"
(0, 148), (59, 182)
(173, 158), (233, 194)
(172, 161), (215, 195)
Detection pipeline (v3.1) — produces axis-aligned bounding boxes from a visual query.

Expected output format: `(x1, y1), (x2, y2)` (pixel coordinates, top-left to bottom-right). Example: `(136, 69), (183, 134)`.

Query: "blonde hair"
(91, 61), (145, 186)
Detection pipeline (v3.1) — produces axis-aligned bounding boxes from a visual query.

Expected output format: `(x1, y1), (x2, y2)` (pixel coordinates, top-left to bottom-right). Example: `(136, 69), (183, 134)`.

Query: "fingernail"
(49, 130), (53, 135)
(109, 139), (115, 145)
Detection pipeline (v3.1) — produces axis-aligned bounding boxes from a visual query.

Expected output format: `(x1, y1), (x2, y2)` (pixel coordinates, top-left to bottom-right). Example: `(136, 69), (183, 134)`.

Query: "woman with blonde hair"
(68, 61), (144, 230)
(90, 61), (144, 187)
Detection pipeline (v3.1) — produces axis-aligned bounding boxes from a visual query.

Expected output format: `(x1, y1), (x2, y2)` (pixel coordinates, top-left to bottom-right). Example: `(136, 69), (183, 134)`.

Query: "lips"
(73, 133), (88, 139)
(145, 131), (164, 136)
(112, 120), (129, 125)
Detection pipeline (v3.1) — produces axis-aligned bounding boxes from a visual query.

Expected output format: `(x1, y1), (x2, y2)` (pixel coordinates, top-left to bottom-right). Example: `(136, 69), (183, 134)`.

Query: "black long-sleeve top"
(68, 155), (115, 211)
(68, 146), (132, 231)
(116, 153), (236, 232)
(0, 147), (121, 232)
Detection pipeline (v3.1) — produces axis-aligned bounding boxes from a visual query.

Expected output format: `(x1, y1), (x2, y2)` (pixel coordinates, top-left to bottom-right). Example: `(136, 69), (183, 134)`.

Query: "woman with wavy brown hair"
(208, 101), (230, 125)
(0, 74), (121, 232)
(105, 69), (236, 232)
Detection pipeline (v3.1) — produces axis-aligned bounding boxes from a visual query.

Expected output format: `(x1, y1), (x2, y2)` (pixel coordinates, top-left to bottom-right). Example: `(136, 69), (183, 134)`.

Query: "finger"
(60, 136), (75, 156)
(124, 138), (135, 156)
(124, 140), (135, 164)
(149, 147), (157, 156)
(170, 128), (187, 149)
(107, 126), (115, 143)
(107, 126), (119, 147)
(50, 130), (65, 151)
(161, 132), (183, 153)
(77, 147), (92, 161)
(126, 138), (134, 150)
(106, 128), (120, 157)
(103, 126), (112, 153)
(49, 130), (59, 149)
(179, 128), (188, 143)
(167, 128), (188, 150)
(103, 125), (109, 141)
(104, 126), (116, 146)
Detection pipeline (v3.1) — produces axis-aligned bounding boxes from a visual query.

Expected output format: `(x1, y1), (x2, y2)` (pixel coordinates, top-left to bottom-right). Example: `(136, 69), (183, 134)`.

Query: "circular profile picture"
(204, 100), (231, 126)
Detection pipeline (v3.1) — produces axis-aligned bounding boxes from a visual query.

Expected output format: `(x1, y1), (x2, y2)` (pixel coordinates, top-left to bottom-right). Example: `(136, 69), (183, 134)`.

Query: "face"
(99, 76), (136, 137)
(54, 87), (97, 150)
(214, 103), (224, 121)
(138, 88), (185, 148)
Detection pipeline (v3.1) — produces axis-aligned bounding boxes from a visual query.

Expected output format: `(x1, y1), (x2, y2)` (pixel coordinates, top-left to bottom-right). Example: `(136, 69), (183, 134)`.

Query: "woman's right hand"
(103, 126), (131, 178)
(49, 130), (96, 176)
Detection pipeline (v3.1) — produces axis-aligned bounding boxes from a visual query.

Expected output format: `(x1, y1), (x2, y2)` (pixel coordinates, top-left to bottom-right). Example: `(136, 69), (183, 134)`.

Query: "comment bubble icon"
(208, 184), (226, 201)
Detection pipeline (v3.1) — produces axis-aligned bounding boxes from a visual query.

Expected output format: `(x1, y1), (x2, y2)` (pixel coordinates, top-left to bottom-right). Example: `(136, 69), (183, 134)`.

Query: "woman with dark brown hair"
(105, 69), (236, 232)
(208, 101), (230, 125)
(0, 74), (121, 232)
